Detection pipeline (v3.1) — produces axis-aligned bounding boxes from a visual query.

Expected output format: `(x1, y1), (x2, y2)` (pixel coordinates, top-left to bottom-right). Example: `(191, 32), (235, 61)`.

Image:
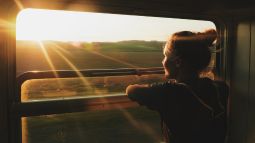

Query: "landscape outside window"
(17, 8), (216, 143)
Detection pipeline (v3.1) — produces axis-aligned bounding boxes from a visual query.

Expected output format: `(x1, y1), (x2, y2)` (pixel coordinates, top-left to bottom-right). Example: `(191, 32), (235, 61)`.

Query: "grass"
(16, 40), (164, 75)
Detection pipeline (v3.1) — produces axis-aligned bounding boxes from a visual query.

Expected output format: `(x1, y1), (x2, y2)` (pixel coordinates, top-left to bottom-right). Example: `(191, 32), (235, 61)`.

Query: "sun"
(16, 8), (128, 42)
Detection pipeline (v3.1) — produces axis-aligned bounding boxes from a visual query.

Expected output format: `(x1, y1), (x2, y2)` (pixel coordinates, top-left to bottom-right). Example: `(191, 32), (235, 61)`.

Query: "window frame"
(14, 68), (164, 142)
(1, 2), (226, 143)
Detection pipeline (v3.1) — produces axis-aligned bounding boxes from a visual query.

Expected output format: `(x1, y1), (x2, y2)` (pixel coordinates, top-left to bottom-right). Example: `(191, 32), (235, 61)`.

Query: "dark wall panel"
(0, 34), (9, 143)
(229, 22), (250, 143)
(247, 21), (255, 143)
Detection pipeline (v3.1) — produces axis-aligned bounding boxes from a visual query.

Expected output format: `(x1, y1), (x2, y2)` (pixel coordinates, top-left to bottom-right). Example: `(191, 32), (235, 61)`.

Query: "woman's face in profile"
(162, 56), (171, 78)
(162, 45), (179, 79)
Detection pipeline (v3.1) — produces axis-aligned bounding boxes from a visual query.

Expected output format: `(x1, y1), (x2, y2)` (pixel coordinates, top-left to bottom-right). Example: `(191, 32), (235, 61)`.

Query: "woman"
(126, 29), (228, 143)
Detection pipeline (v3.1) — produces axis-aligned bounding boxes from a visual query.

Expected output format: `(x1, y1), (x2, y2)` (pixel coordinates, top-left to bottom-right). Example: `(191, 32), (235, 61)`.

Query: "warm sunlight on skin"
(16, 8), (216, 42)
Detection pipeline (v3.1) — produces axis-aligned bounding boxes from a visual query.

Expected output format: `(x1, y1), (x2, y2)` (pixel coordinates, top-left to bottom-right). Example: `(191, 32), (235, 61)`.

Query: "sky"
(16, 8), (216, 42)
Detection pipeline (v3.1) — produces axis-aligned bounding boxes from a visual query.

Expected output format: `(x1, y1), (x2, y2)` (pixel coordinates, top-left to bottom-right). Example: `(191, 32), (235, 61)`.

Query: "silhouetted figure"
(126, 29), (228, 143)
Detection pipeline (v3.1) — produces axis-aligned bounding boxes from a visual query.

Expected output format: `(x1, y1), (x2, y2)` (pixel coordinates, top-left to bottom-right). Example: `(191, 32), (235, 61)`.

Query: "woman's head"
(162, 29), (217, 79)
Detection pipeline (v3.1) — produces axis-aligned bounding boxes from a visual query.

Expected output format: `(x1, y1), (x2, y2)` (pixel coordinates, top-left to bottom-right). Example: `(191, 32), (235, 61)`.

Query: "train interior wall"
(228, 20), (255, 143)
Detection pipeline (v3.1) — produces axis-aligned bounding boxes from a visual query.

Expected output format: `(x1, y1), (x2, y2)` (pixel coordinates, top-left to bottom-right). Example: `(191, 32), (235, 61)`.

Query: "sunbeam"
(0, 19), (14, 28)
(50, 44), (127, 95)
(38, 42), (59, 78)
(0, 19), (15, 36)
(50, 42), (72, 56)
(51, 44), (124, 120)
(72, 43), (141, 81)
(14, 0), (24, 10)
(42, 42), (117, 97)
(49, 45), (93, 89)
(73, 43), (142, 82)
(37, 42), (66, 92)
(80, 44), (141, 81)
(49, 44), (121, 139)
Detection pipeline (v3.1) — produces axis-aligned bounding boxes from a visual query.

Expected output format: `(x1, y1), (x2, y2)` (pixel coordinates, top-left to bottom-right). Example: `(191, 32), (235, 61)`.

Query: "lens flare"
(38, 42), (59, 77)
(49, 44), (94, 92)
(14, 0), (24, 10)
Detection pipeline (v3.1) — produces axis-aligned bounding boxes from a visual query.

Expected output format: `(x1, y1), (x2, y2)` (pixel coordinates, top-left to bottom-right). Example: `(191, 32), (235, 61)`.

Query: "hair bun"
(199, 29), (217, 46)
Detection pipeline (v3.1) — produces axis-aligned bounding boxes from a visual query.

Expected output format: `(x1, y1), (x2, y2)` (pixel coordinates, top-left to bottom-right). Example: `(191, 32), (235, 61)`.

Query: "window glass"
(21, 75), (164, 102)
(22, 107), (161, 143)
(16, 8), (216, 74)
(16, 8), (216, 101)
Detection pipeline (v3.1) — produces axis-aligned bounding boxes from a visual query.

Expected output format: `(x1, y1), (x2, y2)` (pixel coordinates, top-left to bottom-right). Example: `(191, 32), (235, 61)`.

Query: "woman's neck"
(176, 71), (199, 84)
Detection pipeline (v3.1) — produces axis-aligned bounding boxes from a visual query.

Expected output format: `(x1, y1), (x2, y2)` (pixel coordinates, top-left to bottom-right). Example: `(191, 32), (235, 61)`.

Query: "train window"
(16, 8), (217, 143)
(17, 8), (216, 101)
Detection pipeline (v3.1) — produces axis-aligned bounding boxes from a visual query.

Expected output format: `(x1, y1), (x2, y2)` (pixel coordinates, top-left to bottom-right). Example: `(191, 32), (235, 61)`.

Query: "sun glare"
(16, 8), (216, 42)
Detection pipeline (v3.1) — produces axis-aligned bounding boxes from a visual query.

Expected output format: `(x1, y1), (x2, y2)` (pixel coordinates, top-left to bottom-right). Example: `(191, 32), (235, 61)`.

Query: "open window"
(15, 8), (217, 143)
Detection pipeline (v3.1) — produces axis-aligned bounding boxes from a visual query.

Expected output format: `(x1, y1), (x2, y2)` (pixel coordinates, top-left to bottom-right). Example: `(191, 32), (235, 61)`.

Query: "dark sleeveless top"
(128, 78), (229, 143)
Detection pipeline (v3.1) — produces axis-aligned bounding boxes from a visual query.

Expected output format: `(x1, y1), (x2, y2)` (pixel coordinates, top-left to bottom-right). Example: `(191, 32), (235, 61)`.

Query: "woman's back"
(159, 78), (228, 143)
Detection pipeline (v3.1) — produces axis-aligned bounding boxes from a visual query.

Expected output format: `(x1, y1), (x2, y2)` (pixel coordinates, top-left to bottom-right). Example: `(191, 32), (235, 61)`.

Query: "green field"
(17, 40), (164, 75)
(17, 40), (165, 143)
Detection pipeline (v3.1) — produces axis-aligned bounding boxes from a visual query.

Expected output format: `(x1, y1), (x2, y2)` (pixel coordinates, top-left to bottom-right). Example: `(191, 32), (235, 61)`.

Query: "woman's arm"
(126, 84), (150, 100)
(126, 82), (168, 111)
